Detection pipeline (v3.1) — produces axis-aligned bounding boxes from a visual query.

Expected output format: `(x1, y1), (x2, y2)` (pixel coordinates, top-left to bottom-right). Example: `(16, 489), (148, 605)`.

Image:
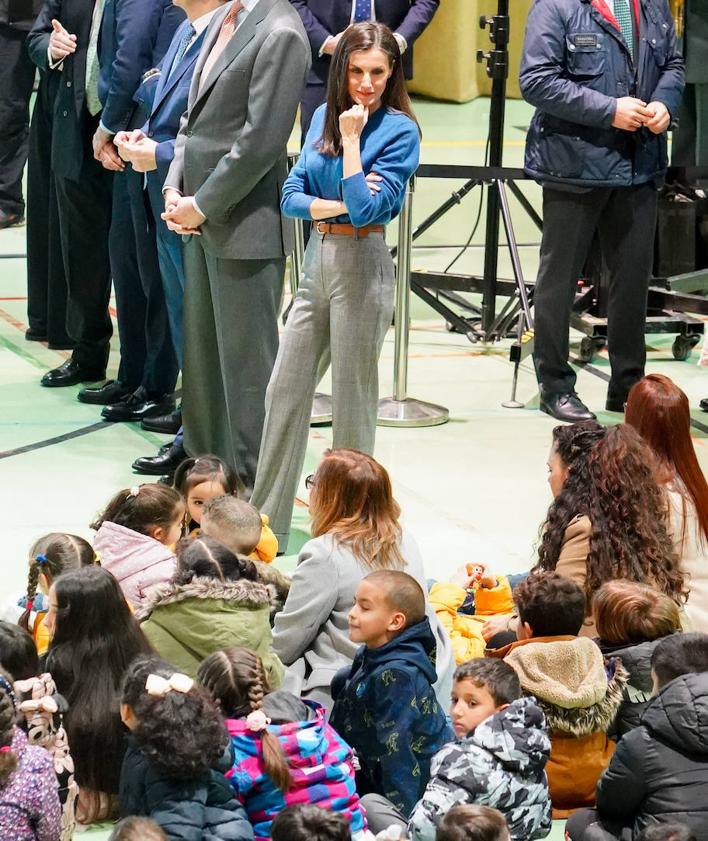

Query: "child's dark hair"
(514, 571), (586, 636)
(122, 655), (228, 781)
(19, 532), (95, 632)
(271, 804), (350, 841)
(90, 484), (184, 536)
(201, 496), (262, 555)
(593, 580), (681, 645)
(109, 816), (168, 841)
(0, 622), (39, 681)
(651, 633), (708, 689)
(635, 824), (697, 841)
(0, 670), (18, 786)
(453, 659), (521, 707)
(436, 805), (510, 841)
(198, 646), (292, 792)
(363, 569), (426, 628)
(173, 454), (245, 502)
(173, 536), (258, 586)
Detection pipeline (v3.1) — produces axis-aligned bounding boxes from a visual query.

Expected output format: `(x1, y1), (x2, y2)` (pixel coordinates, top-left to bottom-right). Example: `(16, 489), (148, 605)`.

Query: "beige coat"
(554, 515), (595, 636)
(669, 488), (708, 632)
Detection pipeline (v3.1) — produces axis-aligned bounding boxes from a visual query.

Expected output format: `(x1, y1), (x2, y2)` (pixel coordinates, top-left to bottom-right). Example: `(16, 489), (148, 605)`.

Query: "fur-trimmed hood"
(137, 575), (270, 620)
(506, 637), (629, 737)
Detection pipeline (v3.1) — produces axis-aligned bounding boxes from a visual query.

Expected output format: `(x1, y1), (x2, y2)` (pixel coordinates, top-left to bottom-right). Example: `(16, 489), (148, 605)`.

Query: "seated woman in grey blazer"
(271, 448), (454, 712)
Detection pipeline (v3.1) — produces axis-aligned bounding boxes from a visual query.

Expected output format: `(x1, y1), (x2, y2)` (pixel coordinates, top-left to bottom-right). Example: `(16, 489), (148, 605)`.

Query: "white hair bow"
(145, 673), (194, 697)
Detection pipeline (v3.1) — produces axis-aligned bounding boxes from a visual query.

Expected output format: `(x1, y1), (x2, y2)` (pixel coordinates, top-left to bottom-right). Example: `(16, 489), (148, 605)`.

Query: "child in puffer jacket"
(118, 656), (253, 841)
(198, 647), (367, 841)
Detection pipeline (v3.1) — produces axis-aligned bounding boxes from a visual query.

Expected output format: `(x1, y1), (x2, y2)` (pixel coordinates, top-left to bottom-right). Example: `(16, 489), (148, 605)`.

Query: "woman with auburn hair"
(593, 580), (681, 735)
(626, 374), (708, 630)
(251, 21), (421, 550)
(271, 448), (453, 711)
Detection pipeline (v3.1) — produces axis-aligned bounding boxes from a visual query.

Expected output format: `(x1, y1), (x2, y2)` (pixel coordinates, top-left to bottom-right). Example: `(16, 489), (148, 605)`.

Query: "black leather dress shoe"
(40, 358), (106, 388)
(540, 392), (596, 423)
(605, 397), (626, 413)
(77, 380), (133, 405)
(141, 408), (182, 435)
(700, 398), (708, 412)
(102, 386), (175, 422)
(0, 208), (24, 229)
(132, 442), (187, 476)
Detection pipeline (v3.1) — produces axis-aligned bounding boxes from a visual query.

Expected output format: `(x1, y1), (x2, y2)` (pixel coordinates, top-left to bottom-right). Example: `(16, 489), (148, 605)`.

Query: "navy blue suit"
(291, 0), (438, 136)
(103, 0), (185, 396)
(142, 19), (207, 370)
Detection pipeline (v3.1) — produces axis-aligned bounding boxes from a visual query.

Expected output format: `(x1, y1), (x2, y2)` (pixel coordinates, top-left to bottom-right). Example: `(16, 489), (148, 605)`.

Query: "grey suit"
(165, 0), (310, 486)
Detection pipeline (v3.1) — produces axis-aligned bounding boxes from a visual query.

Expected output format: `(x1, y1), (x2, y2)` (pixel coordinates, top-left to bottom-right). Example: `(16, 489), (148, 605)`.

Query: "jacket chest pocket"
(566, 33), (607, 77)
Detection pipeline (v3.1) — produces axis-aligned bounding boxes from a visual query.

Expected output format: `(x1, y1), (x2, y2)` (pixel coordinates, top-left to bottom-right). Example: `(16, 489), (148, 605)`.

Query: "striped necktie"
(614, 0), (635, 61)
(199, 1), (244, 90)
(168, 24), (196, 80)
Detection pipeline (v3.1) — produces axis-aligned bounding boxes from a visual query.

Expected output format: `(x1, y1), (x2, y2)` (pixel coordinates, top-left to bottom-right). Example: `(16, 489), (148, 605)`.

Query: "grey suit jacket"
(166, 0), (310, 259)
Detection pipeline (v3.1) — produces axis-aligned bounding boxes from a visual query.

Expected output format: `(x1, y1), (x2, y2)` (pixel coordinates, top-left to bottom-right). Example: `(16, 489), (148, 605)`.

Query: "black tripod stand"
(402, 0), (536, 348)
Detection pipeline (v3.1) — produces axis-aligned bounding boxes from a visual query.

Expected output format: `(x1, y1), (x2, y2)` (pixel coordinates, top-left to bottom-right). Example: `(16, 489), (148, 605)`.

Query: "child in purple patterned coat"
(0, 671), (61, 841)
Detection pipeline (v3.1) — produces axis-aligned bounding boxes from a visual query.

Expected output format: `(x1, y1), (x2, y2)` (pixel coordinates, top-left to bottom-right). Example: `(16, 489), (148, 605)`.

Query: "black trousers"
(533, 184), (658, 402)
(0, 24), (35, 217)
(26, 72), (73, 347)
(54, 110), (113, 372)
(299, 82), (326, 144)
(110, 167), (178, 395)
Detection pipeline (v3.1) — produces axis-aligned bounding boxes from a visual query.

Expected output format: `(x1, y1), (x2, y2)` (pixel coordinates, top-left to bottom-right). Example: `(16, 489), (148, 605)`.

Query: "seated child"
(18, 533), (95, 655)
(0, 622), (77, 841)
(330, 571), (454, 817)
(491, 572), (627, 817)
(174, 455), (278, 562)
(566, 633), (708, 841)
(429, 566), (514, 664)
(271, 804), (350, 841)
(92, 484), (185, 608)
(137, 537), (283, 684)
(437, 805), (512, 841)
(118, 655), (253, 840)
(592, 580), (681, 736)
(109, 817), (168, 841)
(0, 670), (62, 841)
(200, 496), (290, 615)
(198, 646), (367, 841)
(406, 659), (551, 841)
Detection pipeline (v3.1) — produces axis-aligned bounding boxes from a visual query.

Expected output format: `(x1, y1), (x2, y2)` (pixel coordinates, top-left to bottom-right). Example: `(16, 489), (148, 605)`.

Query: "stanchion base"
(376, 397), (450, 428)
(502, 400), (525, 409)
(311, 393), (333, 425)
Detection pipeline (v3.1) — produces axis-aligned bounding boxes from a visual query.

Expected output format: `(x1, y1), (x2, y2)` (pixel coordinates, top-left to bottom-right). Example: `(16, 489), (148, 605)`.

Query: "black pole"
(478, 0), (509, 333)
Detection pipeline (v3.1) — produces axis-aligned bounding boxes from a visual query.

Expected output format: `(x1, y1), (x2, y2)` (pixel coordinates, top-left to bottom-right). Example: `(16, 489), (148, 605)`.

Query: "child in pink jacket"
(92, 484), (185, 609)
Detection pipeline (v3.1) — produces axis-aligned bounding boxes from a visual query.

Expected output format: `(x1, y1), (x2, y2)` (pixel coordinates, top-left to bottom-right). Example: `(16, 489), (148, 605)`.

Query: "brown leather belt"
(313, 221), (385, 239)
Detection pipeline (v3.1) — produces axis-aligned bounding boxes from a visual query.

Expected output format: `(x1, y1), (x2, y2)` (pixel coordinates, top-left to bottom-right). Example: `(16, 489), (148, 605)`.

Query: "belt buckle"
(316, 221), (327, 235)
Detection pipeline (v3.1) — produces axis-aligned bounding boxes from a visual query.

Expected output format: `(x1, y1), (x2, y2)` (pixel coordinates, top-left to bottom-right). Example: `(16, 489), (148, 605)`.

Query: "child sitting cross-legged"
(488, 572), (627, 818)
(592, 580), (681, 736)
(118, 655), (253, 841)
(109, 816), (168, 841)
(437, 805), (512, 841)
(270, 804), (351, 841)
(330, 571), (454, 818)
(566, 633), (708, 841)
(362, 659), (551, 841)
(197, 646), (367, 841)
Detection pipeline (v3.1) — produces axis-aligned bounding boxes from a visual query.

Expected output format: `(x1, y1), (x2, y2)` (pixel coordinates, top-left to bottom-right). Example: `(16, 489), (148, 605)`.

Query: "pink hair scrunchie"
(246, 710), (271, 732)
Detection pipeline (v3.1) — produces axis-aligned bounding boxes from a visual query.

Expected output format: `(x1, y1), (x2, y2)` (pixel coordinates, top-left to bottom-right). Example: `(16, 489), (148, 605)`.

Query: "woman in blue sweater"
(251, 22), (421, 548)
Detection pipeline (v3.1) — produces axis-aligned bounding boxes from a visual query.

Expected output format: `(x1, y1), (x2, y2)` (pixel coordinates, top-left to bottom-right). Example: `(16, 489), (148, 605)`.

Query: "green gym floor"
(1, 95), (706, 606)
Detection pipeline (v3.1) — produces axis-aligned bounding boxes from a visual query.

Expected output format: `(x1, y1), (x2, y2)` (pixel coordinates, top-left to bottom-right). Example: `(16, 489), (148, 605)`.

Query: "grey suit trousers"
(182, 235), (284, 490)
(251, 229), (395, 547)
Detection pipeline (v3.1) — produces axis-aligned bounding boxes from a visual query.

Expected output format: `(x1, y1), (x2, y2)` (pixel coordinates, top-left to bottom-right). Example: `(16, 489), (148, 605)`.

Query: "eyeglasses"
(305, 474), (316, 490)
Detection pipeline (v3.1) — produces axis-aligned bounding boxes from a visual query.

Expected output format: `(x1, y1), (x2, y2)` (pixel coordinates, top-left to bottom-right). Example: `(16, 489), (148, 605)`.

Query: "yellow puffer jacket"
(429, 577), (514, 665)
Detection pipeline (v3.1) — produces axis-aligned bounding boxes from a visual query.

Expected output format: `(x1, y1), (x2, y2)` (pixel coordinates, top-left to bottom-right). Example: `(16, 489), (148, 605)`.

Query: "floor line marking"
(0, 422), (111, 460)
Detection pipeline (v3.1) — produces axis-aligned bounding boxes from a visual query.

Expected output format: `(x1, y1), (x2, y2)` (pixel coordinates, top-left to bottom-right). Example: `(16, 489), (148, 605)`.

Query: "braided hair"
(0, 670), (18, 786)
(19, 533), (95, 633)
(198, 647), (292, 792)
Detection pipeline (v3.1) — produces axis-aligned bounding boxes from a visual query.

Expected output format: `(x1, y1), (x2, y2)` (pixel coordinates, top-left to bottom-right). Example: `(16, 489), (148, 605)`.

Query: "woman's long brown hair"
(625, 374), (708, 544)
(318, 22), (419, 156)
(309, 448), (404, 570)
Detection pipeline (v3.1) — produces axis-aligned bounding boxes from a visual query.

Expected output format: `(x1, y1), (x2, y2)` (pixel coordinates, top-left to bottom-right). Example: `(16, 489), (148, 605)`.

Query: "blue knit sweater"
(281, 103), (420, 228)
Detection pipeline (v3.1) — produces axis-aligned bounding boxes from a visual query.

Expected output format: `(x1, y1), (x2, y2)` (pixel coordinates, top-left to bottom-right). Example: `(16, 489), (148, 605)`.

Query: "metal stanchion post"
(289, 215), (333, 425)
(377, 177), (450, 427)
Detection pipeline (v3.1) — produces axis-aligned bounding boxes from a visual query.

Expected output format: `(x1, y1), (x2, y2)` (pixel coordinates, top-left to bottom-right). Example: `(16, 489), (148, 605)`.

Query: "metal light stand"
(288, 210), (333, 425)
(377, 177), (450, 427)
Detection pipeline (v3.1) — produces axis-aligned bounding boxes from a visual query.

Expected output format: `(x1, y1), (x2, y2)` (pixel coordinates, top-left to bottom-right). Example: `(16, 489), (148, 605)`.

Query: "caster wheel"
(578, 336), (596, 363)
(672, 335), (698, 361)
